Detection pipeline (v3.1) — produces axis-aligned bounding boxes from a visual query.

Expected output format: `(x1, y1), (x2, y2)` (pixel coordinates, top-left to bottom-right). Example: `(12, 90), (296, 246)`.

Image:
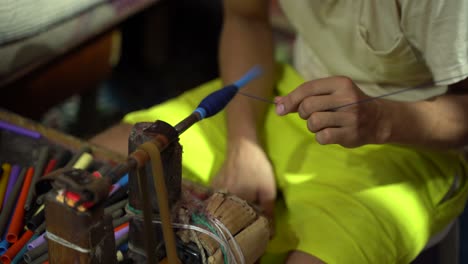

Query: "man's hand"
(275, 76), (391, 148)
(212, 138), (276, 218)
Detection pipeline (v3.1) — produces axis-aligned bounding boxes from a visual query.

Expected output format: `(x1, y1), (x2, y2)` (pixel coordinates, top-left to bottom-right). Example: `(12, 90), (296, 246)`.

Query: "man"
(92, 1), (468, 263)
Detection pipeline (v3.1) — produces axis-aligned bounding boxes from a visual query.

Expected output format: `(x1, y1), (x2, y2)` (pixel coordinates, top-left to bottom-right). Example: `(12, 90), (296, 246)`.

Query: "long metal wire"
(238, 74), (468, 110)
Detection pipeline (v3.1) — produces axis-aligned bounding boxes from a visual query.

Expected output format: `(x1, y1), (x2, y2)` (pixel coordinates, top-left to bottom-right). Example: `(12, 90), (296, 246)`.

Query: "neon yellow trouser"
(123, 65), (468, 264)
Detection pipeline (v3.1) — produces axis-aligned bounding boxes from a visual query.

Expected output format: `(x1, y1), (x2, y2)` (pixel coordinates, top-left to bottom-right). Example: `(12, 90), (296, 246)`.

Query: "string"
(45, 231), (91, 253)
(237, 74), (468, 110)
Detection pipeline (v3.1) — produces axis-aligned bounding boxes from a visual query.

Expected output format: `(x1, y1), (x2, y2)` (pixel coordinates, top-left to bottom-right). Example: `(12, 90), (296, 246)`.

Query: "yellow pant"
(123, 65), (468, 263)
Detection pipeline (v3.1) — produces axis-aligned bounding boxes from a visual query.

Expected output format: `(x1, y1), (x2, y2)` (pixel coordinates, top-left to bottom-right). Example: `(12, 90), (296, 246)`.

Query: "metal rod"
(174, 112), (202, 135)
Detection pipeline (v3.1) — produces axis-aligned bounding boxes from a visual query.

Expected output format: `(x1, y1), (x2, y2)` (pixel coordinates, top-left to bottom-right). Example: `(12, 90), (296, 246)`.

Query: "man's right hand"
(211, 137), (277, 218)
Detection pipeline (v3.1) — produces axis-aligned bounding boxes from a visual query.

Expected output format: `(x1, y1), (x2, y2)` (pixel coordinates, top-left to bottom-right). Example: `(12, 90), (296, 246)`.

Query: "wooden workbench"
(0, 109), (125, 165)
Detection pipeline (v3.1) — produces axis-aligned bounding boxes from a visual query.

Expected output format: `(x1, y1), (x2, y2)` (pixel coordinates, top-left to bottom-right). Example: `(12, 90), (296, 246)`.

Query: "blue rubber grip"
(193, 65), (263, 120)
(196, 84), (238, 119)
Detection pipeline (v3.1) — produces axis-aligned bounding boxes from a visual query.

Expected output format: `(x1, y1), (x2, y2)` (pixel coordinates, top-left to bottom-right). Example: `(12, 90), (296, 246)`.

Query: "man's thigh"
(265, 137), (467, 264)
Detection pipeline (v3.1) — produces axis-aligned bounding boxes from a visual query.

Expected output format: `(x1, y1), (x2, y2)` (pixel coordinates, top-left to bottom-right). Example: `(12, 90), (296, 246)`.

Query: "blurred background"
(0, 1), (466, 263)
(1, 0), (294, 139)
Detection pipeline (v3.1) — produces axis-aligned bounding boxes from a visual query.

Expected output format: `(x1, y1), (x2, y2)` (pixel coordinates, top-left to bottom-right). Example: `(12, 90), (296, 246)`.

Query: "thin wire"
(172, 223), (232, 262)
(212, 218), (245, 264)
(192, 214), (231, 263)
(237, 91), (275, 104)
(125, 206), (236, 263)
(329, 74), (467, 111)
(237, 74), (468, 110)
(209, 218), (237, 264)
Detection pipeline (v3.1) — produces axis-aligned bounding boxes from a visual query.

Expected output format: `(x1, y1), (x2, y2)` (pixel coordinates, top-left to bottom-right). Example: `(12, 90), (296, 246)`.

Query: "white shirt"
(279, 0), (468, 101)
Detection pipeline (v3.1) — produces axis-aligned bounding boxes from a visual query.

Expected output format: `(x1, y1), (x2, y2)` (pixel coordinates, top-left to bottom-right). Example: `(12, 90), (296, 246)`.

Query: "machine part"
(44, 169), (116, 263)
(127, 121), (182, 263)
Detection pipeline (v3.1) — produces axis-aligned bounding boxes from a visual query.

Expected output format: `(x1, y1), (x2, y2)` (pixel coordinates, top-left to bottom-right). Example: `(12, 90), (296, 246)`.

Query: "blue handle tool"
(174, 66), (263, 134)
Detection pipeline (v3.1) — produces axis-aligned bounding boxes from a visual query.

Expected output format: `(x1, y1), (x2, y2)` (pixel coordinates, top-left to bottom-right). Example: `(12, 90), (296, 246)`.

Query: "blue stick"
(233, 66), (263, 88)
(194, 66), (263, 119)
(174, 66), (263, 134)
(0, 239), (9, 255)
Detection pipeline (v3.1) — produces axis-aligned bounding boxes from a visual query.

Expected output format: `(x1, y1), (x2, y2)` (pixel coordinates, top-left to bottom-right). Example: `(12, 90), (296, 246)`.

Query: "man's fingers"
(306, 112), (356, 133)
(276, 77), (355, 115)
(297, 95), (352, 119)
(315, 127), (361, 148)
(276, 82), (330, 115)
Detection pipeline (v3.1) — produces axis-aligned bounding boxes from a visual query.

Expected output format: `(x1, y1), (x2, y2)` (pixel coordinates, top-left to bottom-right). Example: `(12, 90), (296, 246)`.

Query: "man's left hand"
(275, 76), (391, 148)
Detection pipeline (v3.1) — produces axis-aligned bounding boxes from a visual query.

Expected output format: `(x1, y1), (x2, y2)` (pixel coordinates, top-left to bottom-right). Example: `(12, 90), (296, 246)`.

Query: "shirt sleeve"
(400, 0), (468, 85)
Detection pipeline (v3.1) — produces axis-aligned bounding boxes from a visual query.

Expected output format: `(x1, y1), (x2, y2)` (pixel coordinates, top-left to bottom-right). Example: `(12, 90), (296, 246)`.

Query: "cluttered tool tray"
(0, 109), (125, 165)
(0, 110), (127, 263)
(0, 108), (271, 264)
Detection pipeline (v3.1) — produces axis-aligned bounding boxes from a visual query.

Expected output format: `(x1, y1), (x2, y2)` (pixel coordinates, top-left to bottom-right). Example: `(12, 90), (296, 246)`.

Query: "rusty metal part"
(136, 166), (157, 264)
(174, 112), (201, 135)
(138, 141), (180, 264)
(127, 121), (182, 262)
